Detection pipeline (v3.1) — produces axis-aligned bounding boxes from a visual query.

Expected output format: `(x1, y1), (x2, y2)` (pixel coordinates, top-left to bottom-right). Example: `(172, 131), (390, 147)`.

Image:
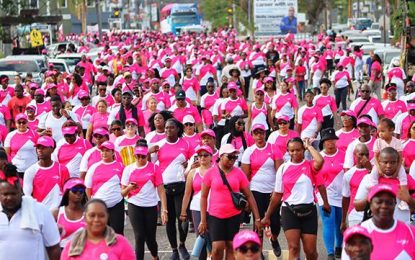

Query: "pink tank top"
(190, 169), (203, 211)
(57, 206), (86, 247)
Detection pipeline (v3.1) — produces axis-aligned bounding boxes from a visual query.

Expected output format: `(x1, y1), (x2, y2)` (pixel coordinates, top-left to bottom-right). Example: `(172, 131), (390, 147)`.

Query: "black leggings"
(108, 199), (125, 235)
(252, 191), (281, 237)
(128, 204), (158, 259)
(335, 86), (348, 112)
(166, 191), (188, 249)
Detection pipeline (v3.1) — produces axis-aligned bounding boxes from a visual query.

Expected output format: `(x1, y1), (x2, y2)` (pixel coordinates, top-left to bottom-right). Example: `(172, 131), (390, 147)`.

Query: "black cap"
(175, 90), (186, 100)
(319, 128), (339, 150)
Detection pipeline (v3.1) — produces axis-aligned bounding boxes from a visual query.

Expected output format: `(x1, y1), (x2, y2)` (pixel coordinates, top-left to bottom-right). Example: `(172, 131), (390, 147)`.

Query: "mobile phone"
(194, 155), (199, 162)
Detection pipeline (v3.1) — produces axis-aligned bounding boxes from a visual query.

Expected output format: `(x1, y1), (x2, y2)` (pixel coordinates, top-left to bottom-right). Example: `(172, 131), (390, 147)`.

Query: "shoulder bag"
(217, 167), (247, 210)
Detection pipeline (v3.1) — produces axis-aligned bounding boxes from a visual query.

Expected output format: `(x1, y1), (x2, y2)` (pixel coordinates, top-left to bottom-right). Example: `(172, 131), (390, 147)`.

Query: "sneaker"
(271, 239), (281, 257)
(335, 247), (342, 258)
(170, 250), (180, 260)
(178, 244), (190, 260)
(328, 254), (335, 260)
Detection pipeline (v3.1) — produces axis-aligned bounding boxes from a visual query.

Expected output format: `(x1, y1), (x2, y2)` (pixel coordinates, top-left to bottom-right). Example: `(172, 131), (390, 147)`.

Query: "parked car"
(5, 55), (48, 71)
(48, 59), (71, 73)
(0, 58), (44, 85)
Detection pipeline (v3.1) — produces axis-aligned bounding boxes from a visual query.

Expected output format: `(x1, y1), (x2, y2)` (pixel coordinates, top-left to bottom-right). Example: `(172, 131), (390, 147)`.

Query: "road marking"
(267, 250), (289, 260)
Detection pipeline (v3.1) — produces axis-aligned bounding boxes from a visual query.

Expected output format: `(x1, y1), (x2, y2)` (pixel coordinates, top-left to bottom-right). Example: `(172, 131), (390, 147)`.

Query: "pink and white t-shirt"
(29, 100), (51, 118)
(274, 160), (323, 205)
(155, 138), (191, 184)
(0, 104), (11, 127)
(141, 91), (171, 111)
(180, 77), (200, 102)
(79, 146), (122, 173)
(382, 99), (407, 123)
(241, 143), (283, 193)
(114, 135), (141, 166)
(331, 70), (350, 89)
(220, 97), (248, 117)
(250, 103), (269, 131)
(316, 150), (345, 207)
(271, 92), (298, 119)
(342, 167), (369, 225)
(203, 167), (250, 218)
(4, 129), (38, 172)
(313, 94), (337, 117)
(349, 97), (384, 125)
(395, 112), (415, 140)
(57, 206), (86, 247)
(23, 161), (70, 209)
(85, 160), (124, 208)
(72, 104), (96, 129)
(297, 105), (323, 139)
(121, 161), (162, 207)
(403, 139), (415, 169)
(61, 234), (136, 260)
(182, 133), (201, 156)
(160, 67), (178, 87)
(53, 137), (92, 178)
(344, 137), (376, 169)
(267, 130), (299, 158)
(336, 128), (360, 154)
(145, 131), (166, 146)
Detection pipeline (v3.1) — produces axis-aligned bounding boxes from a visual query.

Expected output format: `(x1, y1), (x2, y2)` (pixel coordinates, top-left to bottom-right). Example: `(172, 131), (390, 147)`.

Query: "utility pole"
(95, 0), (102, 41)
(232, 2), (236, 29)
(348, 0), (352, 18)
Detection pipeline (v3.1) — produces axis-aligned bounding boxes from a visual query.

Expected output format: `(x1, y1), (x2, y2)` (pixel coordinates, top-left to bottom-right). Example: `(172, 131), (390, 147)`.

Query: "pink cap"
(165, 57), (172, 62)
(78, 90), (89, 99)
(196, 145), (213, 155)
(150, 78), (160, 84)
(343, 225), (372, 244)
(45, 83), (57, 91)
(93, 127), (109, 136)
(227, 82), (237, 90)
(340, 110), (356, 118)
(252, 123), (266, 132)
(255, 87), (265, 94)
(182, 115), (195, 124)
(407, 103), (415, 111)
(126, 118), (138, 125)
(28, 82), (39, 89)
(26, 104), (36, 111)
(277, 115), (290, 122)
(34, 136), (54, 148)
(264, 77), (274, 83)
(233, 230), (261, 250)
(15, 113), (28, 122)
(201, 129), (216, 138)
(62, 126), (78, 135)
(99, 141), (115, 150)
(286, 66), (293, 71)
(63, 178), (86, 192)
(357, 117), (376, 128)
(161, 81), (170, 87)
(134, 146), (149, 156)
(219, 143), (238, 156)
(368, 184), (397, 202)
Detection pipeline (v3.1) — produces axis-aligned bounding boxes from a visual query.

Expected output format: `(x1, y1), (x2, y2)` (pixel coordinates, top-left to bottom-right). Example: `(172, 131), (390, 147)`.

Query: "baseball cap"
(200, 129), (216, 138)
(182, 115), (195, 124)
(124, 71), (132, 78)
(93, 127), (109, 136)
(252, 123), (266, 132)
(255, 87), (265, 94)
(219, 143), (238, 156)
(368, 184), (397, 202)
(126, 118), (138, 126)
(45, 83), (57, 91)
(233, 230), (261, 250)
(227, 82), (238, 90)
(78, 90), (89, 99)
(277, 115), (290, 123)
(264, 77), (274, 83)
(407, 103), (415, 111)
(134, 146), (149, 156)
(34, 136), (54, 148)
(175, 90), (186, 100)
(62, 126), (78, 135)
(150, 78), (160, 84)
(122, 90), (134, 96)
(340, 110), (357, 118)
(28, 82), (39, 89)
(26, 104), (36, 112)
(357, 117), (376, 128)
(343, 225), (372, 244)
(63, 178), (86, 193)
(196, 145), (213, 155)
(15, 113), (28, 122)
(99, 141), (115, 150)
(165, 57), (172, 62)
(34, 89), (45, 96)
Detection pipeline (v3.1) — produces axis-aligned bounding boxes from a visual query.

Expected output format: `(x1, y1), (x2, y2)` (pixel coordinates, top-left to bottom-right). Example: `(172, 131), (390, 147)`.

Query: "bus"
(160, 3), (202, 35)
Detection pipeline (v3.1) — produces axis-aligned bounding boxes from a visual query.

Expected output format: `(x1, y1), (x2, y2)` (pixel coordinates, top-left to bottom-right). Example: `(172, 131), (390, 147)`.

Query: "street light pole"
(383, 0), (386, 46)
(95, 0), (103, 42)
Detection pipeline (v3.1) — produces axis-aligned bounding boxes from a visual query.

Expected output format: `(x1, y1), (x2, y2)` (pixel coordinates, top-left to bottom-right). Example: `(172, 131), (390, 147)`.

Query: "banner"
(254, 0), (298, 36)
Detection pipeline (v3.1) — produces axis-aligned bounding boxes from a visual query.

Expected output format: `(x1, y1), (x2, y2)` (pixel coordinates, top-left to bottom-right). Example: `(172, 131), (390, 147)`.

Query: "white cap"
(182, 115), (195, 124)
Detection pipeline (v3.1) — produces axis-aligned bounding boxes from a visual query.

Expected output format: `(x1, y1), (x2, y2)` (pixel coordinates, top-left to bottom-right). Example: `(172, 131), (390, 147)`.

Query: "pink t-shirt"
(182, 133), (201, 156)
(336, 128), (360, 154)
(169, 103), (202, 124)
(403, 139), (415, 169)
(121, 161), (162, 207)
(316, 150), (345, 207)
(34, 100), (51, 118)
(203, 167), (250, 218)
(275, 160), (323, 205)
(73, 104), (97, 129)
(267, 130), (299, 156)
(382, 99), (407, 122)
(61, 234), (136, 260)
(54, 137), (92, 178)
(23, 161), (70, 209)
(342, 167), (368, 221)
(271, 92), (298, 119)
(90, 112), (109, 132)
(4, 129), (38, 172)
(85, 160), (124, 208)
(220, 97), (248, 117)
(57, 206), (86, 247)
(145, 131), (166, 145)
(313, 94), (337, 117)
(114, 135), (141, 166)
(241, 143), (283, 193)
(349, 97), (384, 125)
(297, 105), (323, 139)
(250, 103), (269, 130)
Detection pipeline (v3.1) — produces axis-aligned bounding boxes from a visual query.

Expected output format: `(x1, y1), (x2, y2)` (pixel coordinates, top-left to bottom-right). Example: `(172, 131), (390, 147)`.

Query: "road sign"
(30, 29), (44, 47)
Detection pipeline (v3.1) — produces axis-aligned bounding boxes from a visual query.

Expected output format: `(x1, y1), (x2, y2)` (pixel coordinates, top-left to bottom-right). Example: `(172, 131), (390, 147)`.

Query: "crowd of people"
(1, 27), (415, 260)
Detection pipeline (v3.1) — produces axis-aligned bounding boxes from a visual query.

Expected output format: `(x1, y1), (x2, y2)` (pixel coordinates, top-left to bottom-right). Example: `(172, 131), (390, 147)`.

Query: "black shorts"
(208, 214), (240, 241)
(281, 205), (318, 235)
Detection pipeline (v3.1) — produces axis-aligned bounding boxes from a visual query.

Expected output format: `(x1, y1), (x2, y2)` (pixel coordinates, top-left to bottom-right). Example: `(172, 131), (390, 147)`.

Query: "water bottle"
(191, 235), (206, 257)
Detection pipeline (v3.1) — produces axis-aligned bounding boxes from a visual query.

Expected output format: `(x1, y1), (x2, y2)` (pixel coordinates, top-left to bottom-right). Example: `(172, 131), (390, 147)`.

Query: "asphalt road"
(123, 216), (327, 260)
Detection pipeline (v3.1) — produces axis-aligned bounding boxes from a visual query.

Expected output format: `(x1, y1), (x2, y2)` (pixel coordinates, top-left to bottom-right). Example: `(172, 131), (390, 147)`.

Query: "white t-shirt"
(38, 111), (79, 141)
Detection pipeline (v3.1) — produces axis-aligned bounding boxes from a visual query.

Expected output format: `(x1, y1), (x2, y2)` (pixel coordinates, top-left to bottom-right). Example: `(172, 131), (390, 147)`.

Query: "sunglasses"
(278, 121), (288, 125)
(184, 123), (194, 127)
(237, 244), (260, 254)
(237, 121), (245, 126)
(111, 127), (121, 132)
(93, 134), (104, 139)
(360, 90), (370, 93)
(17, 121), (27, 125)
(226, 154), (238, 161)
(198, 153), (211, 158)
(256, 92), (264, 96)
(98, 88), (106, 92)
(136, 154), (147, 159)
(70, 187), (85, 193)
(126, 124), (136, 128)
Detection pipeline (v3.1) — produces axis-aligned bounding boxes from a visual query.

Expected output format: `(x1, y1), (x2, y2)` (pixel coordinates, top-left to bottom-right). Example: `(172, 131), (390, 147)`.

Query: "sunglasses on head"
(237, 244), (260, 254)
(70, 186), (85, 193)
(226, 154), (238, 161)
